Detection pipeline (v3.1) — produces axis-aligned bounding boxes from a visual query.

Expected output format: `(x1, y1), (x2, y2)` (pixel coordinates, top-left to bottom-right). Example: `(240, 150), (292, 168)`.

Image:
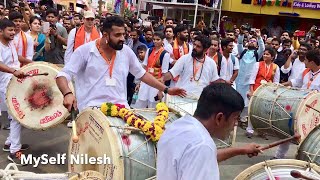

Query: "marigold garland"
(100, 102), (169, 141)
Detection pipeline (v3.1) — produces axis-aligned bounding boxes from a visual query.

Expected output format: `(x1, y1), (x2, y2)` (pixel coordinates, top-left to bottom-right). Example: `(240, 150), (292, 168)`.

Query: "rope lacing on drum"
(263, 161), (276, 180)
(251, 85), (294, 138)
(0, 163), (69, 180)
(302, 149), (320, 164)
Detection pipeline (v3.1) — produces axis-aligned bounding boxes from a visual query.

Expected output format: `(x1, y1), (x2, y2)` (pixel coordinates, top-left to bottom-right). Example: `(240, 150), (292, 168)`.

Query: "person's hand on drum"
(157, 91), (164, 101)
(240, 143), (262, 158)
(63, 93), (77, 112)
(12, 69), (25, 78)
(168, 87), (187, 97)
(247, 91), (253, 99)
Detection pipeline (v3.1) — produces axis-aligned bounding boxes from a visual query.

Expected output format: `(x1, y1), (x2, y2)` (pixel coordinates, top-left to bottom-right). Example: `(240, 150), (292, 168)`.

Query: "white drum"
(235, 159), (320, 180)
(6, 62), (74, 130)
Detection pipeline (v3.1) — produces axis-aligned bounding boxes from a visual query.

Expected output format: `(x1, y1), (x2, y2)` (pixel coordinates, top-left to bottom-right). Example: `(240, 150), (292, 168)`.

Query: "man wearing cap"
(64, 11), (101, 64)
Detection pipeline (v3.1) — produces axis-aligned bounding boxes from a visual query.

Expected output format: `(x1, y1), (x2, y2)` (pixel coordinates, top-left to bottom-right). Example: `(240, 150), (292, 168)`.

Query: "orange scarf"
(147, 47), (165, 79)
(74, 25), (100, 50)
(14, 31), (27, 58)
(253, 61), (277, 91)
(173, 39), (188, 60)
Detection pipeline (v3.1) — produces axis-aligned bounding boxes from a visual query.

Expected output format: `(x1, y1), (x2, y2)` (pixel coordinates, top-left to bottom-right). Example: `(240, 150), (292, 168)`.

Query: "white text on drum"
(70, 154), (111, 165)
(21, 154), (67, 167)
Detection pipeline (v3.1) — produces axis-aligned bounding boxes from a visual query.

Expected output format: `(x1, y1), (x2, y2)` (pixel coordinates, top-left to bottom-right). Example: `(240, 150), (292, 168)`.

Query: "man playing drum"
(163, 34), (220, 98)
(56, 16), (186, 112)
(0, 19), (29, 165)
(273, 49), (320, 159)
(157, 83), (262, 179)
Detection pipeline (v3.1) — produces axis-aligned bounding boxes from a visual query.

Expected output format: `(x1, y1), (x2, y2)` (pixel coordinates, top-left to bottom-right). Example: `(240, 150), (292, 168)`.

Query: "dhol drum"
(296, 125), (320, 165)
(6, 62), (73, 130)
(69, 171), (105, 180)
(249, 83), (320, 142)
(68, 107), (234, 179)
(166, 95), (198, 116)
(235, 159), (320, 180)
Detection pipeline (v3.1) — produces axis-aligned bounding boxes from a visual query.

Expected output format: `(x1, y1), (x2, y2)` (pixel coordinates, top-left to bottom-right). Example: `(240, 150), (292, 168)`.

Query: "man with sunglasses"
(64, 11), (101, 64)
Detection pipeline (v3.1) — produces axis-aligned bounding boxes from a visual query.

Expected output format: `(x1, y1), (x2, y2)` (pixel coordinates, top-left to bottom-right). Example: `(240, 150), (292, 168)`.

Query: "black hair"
(8, 11), (23, 21)
(131, 19), (139, 25)
(0, 3), (4, 7)
(29, 16), (42, 25)
(74, 14), (83, 19)
(306, 49), (320, 66)
(272, 38), (281, 44)
(143, 27), (153, 34)
(102, 16), (125, 33)
(0, 19), (15, 30)
(194, 83), (244, 120)
(137, 45), (147, 52)
(194, 34), (211, 49)
(165, 17), (173, 22)
(164, 25), (174, 33)
(300, 42), (312, 51)
(190, 27), (198, 32)
(281, 30), (290, 36)
(173, 24), (188, 36)
(220, 38), (234, 51)
(125, 22), (133, 30)
(226, 30), (234, 34)
(264, 47), (276, 58)
(46, 8), (58, 17)
(153, 31), (165, 40)
(283, 39), (292, 45)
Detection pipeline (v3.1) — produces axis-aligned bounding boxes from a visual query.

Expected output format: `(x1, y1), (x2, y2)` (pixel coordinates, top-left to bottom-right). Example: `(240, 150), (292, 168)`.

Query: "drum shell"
(234, 159), (320, 180)
(296, 125), (320, 166)
(69, 108), (234, 180)
(248, 83), (320, 142)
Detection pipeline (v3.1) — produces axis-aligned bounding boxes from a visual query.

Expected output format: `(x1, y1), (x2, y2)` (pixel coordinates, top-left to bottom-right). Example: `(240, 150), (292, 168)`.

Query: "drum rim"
(234, 159), (320, 179)
(294, 91), (320, 141)
(295, 124), (320, 161)
(68, 108), (125, 179)
(5, 62), (72, 130)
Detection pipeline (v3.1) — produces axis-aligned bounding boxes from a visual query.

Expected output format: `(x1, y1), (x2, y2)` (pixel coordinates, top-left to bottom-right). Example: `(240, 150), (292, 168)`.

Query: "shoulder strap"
(302, 68), (311, 78)
(148, 47), (153, 57)
(239, 49), (248, 60)
(254, 50), (259, 62)
(159, 50), (167, 66)
(217, 53), (223, 76)
(230, 54), (236, 65)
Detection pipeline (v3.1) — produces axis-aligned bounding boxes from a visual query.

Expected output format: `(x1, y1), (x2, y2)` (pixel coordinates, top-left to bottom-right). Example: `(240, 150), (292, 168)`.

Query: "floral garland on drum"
(100, 102), (169, 141)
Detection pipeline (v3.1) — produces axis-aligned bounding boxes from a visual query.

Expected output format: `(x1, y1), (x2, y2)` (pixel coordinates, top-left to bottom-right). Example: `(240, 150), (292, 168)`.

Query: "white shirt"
(281, 58), (306, 82)
(219, 55), (239, 81)
(169, 54), (219, 97)
(164, 41), (192, 63)
(0, 41), (20, 93)
(232, 42), (238, 56)
(138, 48), (170, 101)
(13, 31), (34, 60)
(64, 28), (102, 64)
(157, 115), (219, 180)
(291, 69), (320, 90)
(56, 41), (146, 111)
(249, 62), (280, 84)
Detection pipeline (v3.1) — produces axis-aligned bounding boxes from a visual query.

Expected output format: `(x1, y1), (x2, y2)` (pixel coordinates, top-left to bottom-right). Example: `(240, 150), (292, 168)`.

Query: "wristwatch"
(164, 87), (169, 94)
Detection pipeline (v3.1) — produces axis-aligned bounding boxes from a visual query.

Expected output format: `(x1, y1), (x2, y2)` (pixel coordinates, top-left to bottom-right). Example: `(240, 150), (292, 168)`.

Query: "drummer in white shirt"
(273, 49), (320, 159)
(157, 83), (262, 180)
(163, 34), (220, 98)
(219, 38), (239, 89)
(0, 19), (29, 165)
(281, 43), (312, 84)
(56, 16), (186, 112)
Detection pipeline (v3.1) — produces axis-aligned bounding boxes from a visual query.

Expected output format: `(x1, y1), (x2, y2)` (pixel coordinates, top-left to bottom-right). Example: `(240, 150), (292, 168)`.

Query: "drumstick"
(71, 107), (79, 143)
(26, 73), (49, 77)
(259, 134), (301, 151)
(291, 170), (318, 180)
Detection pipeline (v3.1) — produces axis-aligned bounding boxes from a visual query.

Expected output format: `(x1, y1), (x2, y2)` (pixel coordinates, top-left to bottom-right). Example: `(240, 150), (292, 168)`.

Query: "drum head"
(69, 170), (105, 180)
(295, 91), (320, 140)
(6, 62), (72, 130)
(235, 159), (320, 180)
(68, 108), (123, 180)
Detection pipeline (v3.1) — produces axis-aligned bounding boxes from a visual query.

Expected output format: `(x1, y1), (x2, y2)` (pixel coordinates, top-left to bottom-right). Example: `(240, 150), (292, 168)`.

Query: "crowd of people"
(0, 1), (320, 179)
